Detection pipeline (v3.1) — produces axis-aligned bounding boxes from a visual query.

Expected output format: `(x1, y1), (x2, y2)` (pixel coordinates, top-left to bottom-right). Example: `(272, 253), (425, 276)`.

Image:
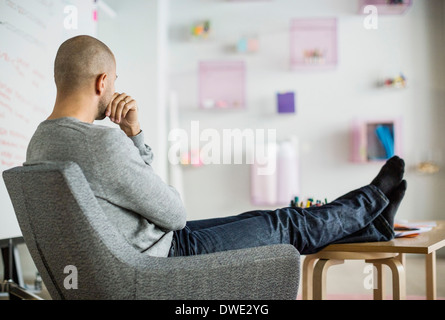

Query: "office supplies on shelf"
(303, 49), (326, 65)
(237, 36), (259, 54)
(378, 73), (407, 89)
(191, 20), (211, 39)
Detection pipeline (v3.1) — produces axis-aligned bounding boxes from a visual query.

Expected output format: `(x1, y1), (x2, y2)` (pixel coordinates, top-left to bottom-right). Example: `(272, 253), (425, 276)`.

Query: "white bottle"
(277, 140), (299, 205)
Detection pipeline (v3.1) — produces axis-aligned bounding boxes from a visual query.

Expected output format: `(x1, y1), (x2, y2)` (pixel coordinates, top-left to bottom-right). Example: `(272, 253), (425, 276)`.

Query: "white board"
(0, 0), (97, 240)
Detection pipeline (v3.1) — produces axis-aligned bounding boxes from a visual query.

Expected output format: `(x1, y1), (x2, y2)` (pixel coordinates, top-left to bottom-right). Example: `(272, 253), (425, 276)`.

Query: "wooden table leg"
(302, 256), (318, 300)
(368, 257), (406, 300)
(390, 258), (406, 300)
(426, 251), (437, 300)
(312, 259), (344, 300)
(397, 253), (406, 266)
(373, 263), (386, 300)
(371, 254), (403, 300)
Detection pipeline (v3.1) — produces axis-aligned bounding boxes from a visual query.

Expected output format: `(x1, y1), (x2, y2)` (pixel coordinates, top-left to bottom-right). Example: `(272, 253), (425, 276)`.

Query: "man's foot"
(371, 156), (405, 196)
(381, 180), (408, 228)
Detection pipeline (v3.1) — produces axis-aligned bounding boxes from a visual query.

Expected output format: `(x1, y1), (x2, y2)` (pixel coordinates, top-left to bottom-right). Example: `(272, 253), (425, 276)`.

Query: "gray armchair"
(3, 162), (300, 300)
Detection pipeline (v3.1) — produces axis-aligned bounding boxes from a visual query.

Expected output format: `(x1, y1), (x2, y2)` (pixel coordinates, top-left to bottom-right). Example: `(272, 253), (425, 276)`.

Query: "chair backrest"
(2, 162), (141, 300)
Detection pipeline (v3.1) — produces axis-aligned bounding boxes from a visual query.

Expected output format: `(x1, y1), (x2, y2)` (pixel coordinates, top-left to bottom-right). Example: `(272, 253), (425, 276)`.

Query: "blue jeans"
(168, 185), (395, 257)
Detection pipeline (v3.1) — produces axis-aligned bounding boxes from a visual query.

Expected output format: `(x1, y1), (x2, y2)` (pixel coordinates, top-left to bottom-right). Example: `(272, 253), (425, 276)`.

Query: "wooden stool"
(302, 251), (406, 300)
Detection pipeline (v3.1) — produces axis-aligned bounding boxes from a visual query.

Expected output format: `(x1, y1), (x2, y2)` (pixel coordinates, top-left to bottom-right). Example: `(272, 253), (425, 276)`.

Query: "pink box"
(290, 18), (338, 71)
(358, 0), (412, 15)
(351, 118), (403, 163)
(199, 61), (246, 110)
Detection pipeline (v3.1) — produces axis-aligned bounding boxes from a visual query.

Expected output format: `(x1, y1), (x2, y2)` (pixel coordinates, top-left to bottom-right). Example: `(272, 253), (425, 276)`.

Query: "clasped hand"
(106, 92), (141, 137)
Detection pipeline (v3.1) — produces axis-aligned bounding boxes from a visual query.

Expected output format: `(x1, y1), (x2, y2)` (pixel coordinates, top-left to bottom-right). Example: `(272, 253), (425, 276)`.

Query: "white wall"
(169, 0), (445, 227)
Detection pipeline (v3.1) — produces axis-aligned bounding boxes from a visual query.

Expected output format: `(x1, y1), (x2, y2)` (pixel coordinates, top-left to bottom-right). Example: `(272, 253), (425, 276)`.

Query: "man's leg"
(170, 185), (390, 256)
(169, 157), (406, 257)
(334, 179), (407, 244)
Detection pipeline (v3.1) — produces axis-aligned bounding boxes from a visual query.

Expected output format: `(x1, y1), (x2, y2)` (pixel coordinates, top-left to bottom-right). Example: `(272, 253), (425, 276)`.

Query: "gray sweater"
(25, 117), (187, 257)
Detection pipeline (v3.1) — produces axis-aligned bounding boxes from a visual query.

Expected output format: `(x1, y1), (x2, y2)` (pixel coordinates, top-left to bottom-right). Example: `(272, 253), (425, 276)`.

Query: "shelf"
(290, 18), (338, 71)
(351, 118), (402, 163)
(199, 61), (246, 110)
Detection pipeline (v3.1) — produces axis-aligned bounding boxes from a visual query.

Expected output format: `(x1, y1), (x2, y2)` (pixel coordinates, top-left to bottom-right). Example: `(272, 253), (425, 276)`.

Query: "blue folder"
(375, 125), (395, 160)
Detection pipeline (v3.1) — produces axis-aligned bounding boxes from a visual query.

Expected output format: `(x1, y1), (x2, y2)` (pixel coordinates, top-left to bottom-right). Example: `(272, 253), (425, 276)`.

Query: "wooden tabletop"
(320, 221), (445, 255)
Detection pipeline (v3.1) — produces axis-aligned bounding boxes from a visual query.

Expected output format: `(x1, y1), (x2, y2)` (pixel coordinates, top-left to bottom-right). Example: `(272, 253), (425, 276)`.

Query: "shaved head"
(54, 35), (116, 95)
(54, 35), (116, 120)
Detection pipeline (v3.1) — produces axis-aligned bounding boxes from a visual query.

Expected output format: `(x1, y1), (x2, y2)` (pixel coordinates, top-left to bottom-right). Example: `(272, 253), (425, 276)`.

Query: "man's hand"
(106, 92), (141, 137)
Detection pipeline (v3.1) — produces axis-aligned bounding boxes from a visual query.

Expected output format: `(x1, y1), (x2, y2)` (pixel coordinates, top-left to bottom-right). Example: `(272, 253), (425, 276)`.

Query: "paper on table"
(394, 221), (437, 238)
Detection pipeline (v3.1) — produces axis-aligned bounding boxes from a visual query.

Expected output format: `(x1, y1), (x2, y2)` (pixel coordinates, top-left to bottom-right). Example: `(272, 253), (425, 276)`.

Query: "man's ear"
(96, 73), (108, 95)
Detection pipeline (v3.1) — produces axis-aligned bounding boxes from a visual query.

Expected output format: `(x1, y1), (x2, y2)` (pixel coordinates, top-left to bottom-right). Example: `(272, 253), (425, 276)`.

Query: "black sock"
(381, 180), (408, 228)
(371, 156), (405, 196)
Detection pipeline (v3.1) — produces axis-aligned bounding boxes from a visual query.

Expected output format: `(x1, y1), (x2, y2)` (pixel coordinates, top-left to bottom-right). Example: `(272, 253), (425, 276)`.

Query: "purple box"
(277, 92), (296, 114)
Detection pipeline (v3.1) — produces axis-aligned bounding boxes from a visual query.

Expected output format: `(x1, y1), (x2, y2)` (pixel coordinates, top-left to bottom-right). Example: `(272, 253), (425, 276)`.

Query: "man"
(26, 35), (407, 258)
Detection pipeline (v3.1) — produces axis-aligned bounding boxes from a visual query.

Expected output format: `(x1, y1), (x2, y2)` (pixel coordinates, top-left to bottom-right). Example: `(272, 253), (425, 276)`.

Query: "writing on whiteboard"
(4, 0), (47, 29)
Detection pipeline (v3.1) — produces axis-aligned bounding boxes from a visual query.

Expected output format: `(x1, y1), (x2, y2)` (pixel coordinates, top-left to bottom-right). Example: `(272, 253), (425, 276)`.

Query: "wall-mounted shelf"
(359, 0), (412, 15)
(290, 18), (338, 71)
(376, 73), (407, 89)
(199, 61), (246, 110)
(351, 118), (402, 163)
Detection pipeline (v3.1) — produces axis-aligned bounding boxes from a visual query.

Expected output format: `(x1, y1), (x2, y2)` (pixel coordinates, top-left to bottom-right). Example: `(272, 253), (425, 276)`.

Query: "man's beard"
(95, 96), (109, 121)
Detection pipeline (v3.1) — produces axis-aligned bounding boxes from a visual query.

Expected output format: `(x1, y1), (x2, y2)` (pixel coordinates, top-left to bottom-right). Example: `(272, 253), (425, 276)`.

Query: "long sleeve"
(91, 129), (187, 231)
(129, 131), (154, 165)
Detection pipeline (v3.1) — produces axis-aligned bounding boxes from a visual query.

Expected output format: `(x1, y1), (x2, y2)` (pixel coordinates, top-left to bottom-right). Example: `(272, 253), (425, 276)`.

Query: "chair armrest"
(134, 244), (300, 300)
